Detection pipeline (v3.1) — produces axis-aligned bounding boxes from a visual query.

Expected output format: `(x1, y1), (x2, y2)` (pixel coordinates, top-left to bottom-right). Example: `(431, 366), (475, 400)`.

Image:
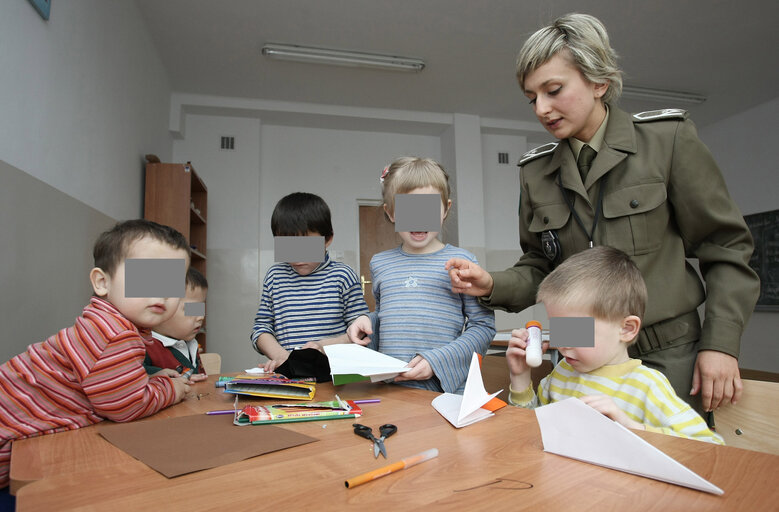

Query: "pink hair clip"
(380, 166), (389, 183)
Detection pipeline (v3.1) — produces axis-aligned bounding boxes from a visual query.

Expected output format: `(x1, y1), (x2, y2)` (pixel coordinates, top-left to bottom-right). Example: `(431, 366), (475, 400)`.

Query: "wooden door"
(359, 205), (400, 311)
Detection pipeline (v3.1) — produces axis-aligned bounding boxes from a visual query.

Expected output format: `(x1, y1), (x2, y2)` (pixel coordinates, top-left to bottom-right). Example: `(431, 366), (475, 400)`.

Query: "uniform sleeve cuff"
(698, 316), (743, 358)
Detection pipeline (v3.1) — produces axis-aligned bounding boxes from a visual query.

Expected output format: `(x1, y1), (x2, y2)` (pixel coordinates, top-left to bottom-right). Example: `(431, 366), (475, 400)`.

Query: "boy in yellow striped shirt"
(507, 246), (722, 444)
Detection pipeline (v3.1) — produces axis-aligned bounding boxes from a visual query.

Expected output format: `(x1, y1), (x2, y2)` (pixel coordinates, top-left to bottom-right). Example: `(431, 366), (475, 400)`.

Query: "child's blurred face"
(155, 285), (207, 341)
(289, 231), (332, 276)
(546, 301), (630, 373)
(523, 53), (608, 143)
(387, 186), (450, 254)
(91, 237), (189, 329)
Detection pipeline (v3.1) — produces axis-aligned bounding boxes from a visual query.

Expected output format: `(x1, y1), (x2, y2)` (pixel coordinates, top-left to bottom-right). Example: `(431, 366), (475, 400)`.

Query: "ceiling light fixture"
(622, 85), (706, 105)
(261, 43), (425, 72)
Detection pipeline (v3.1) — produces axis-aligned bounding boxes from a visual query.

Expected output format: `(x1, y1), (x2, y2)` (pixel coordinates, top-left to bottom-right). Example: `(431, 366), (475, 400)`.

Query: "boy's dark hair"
(186, 267), (208, 290)
(93, 219), (190, 277)
(271, 192), (334, 239)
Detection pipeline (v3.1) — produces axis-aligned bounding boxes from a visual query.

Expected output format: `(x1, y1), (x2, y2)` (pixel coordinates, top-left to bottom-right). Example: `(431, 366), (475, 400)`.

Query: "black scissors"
(353, 423), (397, 458)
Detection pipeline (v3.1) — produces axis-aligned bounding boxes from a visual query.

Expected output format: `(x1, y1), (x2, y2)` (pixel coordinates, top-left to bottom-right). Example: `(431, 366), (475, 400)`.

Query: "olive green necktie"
(577, 144), (597, 181)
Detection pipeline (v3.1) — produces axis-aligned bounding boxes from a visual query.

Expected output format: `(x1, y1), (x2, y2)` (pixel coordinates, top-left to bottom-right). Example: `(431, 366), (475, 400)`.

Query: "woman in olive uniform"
(446, 13), (759, 417)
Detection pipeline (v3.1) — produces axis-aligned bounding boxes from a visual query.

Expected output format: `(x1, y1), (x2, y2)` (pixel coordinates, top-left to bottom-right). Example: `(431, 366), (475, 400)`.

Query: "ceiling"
(135, 0), (779, 131)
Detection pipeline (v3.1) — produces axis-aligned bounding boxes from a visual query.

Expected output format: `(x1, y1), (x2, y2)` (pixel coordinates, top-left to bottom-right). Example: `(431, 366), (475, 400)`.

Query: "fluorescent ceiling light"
(622, 85), (706, 105)
(262, 43), (425, 72)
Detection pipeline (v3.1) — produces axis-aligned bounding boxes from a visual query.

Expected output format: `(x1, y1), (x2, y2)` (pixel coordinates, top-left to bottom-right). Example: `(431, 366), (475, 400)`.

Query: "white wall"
(258, 124), (442, 275)
(173, 114), (262, 375)
(0, 0), (172, 220)
(699, 97), (779, 373)
(0, 1), (173, 361)
(481, 133), (529, 331)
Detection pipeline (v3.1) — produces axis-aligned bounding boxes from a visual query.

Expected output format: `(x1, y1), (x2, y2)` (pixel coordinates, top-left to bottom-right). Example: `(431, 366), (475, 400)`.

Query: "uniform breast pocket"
(602, 182), (669, 255)
(528, 203), (571, 233)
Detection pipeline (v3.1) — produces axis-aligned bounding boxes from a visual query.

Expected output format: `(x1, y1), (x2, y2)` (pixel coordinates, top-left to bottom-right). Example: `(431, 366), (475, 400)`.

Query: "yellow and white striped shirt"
(509, 359), (723, 445)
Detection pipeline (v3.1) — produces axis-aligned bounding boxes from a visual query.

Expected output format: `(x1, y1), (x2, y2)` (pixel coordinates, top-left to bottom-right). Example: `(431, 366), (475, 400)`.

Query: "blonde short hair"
(381, 157), (451, 216)
(537, 246), (646, 326)
(516, 13), (623, 104)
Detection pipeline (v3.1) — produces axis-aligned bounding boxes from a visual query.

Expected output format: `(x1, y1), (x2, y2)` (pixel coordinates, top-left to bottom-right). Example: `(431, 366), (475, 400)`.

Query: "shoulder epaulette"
(632, 108), (688, 122)
(518, 142), (558, 166)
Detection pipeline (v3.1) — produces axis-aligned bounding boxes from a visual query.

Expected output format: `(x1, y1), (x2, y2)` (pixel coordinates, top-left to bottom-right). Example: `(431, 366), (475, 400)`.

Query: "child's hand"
(262, 351), (290, 373)
(300, 341), (324, 353)
(394, 355), (433, 382)
(170, 376), (191, 403)
(445, 258), (494, 297)
(151, 368), (182, 379)
(579, 395), (645, 431)
(347, 315), (372, 345)
(506, 328), (532, 376)
(189, 373), (209, 382)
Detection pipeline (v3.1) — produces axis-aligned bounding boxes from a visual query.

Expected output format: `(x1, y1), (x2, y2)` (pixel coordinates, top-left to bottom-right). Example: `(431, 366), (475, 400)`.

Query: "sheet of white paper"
(431, 353), (502, 428)
(323, 344), (411, 378)
(534, 398), (723, 495)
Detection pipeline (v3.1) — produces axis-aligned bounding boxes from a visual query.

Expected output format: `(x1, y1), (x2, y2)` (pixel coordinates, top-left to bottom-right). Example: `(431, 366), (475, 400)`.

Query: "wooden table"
(11, 369), (779, 511)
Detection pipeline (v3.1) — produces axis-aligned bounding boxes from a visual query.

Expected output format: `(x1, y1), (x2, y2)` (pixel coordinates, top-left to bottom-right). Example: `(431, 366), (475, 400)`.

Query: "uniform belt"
(634, 310), (701, 356)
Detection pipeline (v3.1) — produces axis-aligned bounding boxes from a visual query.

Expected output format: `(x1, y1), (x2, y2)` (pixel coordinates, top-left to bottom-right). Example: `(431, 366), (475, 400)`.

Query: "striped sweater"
(0, 297), (177, 486)
(367, 244), (496, 394)
(509, 359), (723, 444)
(251, 252), (369, 351)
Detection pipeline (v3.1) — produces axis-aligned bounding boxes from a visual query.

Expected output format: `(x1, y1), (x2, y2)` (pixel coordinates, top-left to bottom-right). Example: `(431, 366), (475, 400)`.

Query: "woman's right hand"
(347, 315), (372, 345)
(445, 258), (494, 297)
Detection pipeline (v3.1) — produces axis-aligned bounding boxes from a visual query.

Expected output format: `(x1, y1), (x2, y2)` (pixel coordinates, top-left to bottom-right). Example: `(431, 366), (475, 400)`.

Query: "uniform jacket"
(484, 106), (759, 358)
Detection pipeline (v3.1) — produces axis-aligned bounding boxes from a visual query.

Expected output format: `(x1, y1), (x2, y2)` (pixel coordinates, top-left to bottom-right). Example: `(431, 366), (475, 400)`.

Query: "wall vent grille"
(220, 136), (235, 151)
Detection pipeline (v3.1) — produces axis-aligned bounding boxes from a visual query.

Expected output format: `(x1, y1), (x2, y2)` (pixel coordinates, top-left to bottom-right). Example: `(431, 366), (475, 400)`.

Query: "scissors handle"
(379, 424), (397, 439)
(353, 423), (376, 441)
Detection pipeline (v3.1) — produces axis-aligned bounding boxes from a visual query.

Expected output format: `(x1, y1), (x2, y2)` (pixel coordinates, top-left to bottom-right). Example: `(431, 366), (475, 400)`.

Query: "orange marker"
(344, 448), (439, 488)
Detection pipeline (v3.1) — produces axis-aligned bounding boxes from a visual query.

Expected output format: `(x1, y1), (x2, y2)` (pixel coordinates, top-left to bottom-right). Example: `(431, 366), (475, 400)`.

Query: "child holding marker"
(143, 267), (209, 381)
(507, 246), (722, 444)
(0, 220), (193, 488)
(251, 192), (369, 372)
(348, 157), (496, 394)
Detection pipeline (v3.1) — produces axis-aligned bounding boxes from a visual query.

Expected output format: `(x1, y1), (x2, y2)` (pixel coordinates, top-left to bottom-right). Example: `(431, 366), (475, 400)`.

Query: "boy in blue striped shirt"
(251, 192), (369, 372)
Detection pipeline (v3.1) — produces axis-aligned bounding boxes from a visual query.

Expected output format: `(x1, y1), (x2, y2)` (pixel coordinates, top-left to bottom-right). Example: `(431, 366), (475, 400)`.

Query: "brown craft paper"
(98, 413), (318, 478)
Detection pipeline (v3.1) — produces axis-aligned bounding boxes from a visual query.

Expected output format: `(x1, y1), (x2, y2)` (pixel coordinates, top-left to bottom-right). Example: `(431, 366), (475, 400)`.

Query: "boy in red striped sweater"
(0, 219), (193, 488)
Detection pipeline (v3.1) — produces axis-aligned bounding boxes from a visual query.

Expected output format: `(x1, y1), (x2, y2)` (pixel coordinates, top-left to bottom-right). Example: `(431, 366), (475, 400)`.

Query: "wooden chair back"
(715, 379), (779, 455)
(199, 353), (222, 375)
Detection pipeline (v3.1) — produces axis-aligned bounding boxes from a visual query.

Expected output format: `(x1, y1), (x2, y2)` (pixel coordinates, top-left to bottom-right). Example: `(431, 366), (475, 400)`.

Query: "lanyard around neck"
(557, 173), (606, 248)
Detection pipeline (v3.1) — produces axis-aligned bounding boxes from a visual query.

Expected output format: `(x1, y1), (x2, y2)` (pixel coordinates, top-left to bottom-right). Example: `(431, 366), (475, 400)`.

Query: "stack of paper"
(323, 344), (411, 385)
(431, 353), (505, 428)
(534, 397), (724, 494)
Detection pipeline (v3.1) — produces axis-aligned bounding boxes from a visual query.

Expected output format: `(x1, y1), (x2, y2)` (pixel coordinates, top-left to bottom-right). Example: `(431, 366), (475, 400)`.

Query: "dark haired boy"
(143, 267), (209, 381)
(0, 219), (193, 488)
(251, 192), (369, 372)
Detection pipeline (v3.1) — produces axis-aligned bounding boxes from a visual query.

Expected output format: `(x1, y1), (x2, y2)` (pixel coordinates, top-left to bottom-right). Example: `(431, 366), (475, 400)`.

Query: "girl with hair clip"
(347, 157), (495, 394)
(446, 13), (759, 418)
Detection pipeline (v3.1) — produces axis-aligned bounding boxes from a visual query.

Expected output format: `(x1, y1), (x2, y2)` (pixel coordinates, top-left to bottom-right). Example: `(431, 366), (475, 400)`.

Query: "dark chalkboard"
(744, 209), (779, 310)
